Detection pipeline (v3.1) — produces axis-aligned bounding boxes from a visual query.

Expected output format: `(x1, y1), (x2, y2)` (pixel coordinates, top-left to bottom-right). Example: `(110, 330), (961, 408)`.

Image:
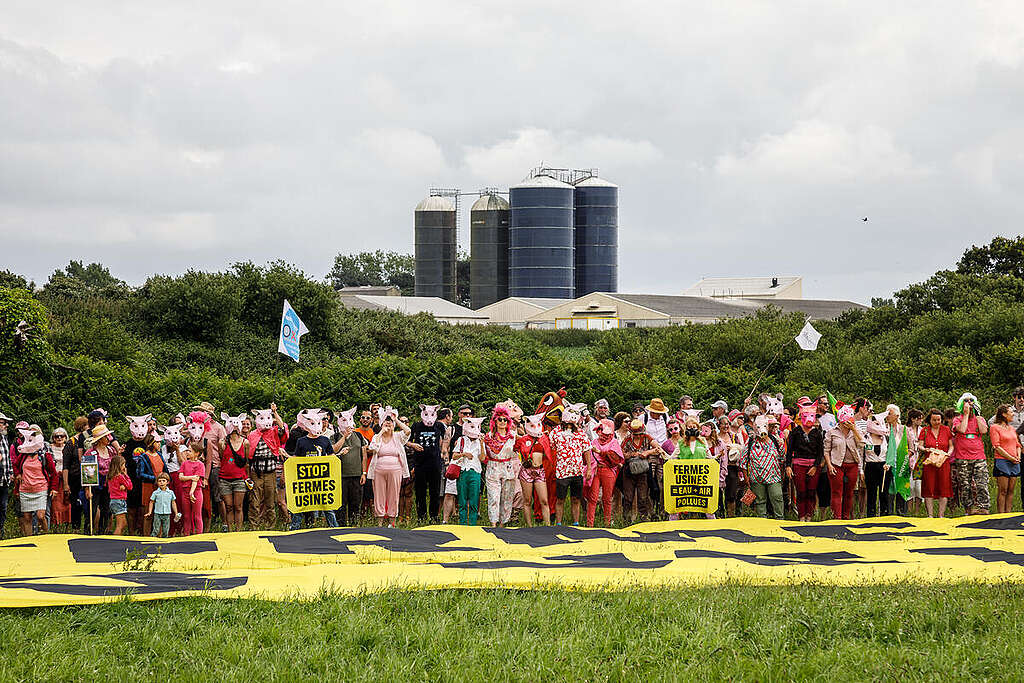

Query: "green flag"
(826, 391), (844, 415)
(886, 424), (913, 500)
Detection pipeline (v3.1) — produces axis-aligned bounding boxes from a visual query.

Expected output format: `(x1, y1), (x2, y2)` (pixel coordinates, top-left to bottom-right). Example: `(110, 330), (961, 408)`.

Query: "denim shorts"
(110, 497), (128, 515)
(219, 478), (249, 497)
(994, 459), (1021, 478)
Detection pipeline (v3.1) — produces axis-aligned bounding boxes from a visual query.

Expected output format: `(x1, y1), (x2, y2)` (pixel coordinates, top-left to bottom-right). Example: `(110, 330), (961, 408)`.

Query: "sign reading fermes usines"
(663, 459), (720, 515)
(284, 455), (342, 513)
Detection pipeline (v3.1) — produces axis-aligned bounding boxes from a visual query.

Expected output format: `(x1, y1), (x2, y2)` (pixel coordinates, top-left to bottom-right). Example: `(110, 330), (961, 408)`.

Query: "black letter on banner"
(0, 572), (247, 597)
(781, 524), (944, 542)
(484, 526), (697, 548)
(910, 546), (1024, 566)
(260, 528), (480, 555)
(436, 553), (673, 570)
(955, 514), (1024, 531)
(68, 539), (218, 563)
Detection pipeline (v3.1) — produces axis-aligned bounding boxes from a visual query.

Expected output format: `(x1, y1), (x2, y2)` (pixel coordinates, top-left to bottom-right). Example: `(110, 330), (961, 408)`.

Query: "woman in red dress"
(918, 408), (954, 518)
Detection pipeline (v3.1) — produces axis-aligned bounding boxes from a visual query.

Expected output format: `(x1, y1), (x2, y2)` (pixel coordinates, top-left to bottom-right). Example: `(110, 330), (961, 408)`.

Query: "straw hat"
(87, 424), (114, 446)
(192, 401), (216, 413)
(646, 398), (668, 414)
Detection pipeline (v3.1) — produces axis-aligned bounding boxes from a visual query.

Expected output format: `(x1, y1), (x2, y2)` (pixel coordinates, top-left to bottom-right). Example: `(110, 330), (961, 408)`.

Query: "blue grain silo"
(573, 175), (618, 296)
(508, 174), (575, 298)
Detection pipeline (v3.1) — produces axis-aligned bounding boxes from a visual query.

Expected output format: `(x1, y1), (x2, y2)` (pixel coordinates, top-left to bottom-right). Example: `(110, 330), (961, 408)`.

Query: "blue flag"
(278, 299), (309, 362)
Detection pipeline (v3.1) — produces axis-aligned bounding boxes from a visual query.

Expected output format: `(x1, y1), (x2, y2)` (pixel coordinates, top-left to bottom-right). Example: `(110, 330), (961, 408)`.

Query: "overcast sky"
(2, 2), (1023, 303)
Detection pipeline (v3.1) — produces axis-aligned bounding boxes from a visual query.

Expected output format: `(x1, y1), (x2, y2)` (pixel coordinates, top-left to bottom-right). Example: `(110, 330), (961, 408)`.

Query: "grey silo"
(470, 193), (510, 309)
(508, 174), (575, 299)
(573, 176), (618, 296)
(414, 195), (457, 302)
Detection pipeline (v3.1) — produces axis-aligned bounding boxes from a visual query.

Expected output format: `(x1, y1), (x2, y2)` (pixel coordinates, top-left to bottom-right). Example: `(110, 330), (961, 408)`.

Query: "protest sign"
(663, 459), (720, 514)
(80, 452), (99, 488)
(284, 455), (342, 513)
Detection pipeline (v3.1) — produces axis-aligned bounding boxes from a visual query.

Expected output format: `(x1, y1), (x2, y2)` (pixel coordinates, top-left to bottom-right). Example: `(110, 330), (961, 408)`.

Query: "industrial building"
(475, 297), (574, 329)
(682, 276), (803, 299)
(413, 166), (618, 307)
(519, 292), (865, 329)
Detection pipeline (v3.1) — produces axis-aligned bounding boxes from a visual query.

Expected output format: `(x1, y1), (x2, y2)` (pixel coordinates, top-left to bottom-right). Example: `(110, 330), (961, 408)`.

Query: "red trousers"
(181, 486), (203, 535)
(829, 461), (859, 520)
(792, 462), (820, 518)
(586, 466), (618, 527)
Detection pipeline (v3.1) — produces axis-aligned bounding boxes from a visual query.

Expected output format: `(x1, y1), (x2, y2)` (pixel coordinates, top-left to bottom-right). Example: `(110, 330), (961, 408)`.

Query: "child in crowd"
(106, 455), (132, 535)
(178, 440), (206, 535)
(145, 471), (181, 537)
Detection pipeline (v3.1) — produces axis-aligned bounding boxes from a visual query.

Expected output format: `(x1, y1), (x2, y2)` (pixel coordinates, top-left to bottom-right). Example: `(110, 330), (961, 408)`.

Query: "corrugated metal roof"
(415, 196), (455, 212)
(340, 294), (487, 319)
(757, 298), (867, 319)
(682, 276), (801, 297)
(470, 194), (510, 211)
(612, 294), (760, 317)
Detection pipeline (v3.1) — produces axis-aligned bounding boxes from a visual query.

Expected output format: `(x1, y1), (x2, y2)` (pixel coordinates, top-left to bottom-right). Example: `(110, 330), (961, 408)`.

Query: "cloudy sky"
(2, 2), (1023, 303)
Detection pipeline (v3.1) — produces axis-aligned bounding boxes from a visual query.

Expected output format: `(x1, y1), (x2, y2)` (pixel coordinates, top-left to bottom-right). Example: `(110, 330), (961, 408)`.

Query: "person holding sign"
(365, 408), (411, 527)
(289, 408), (349, 530)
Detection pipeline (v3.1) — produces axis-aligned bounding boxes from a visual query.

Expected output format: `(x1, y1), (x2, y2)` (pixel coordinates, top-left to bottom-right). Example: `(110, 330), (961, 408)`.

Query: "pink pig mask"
(376, 406), (397, 424)
(17, 428), (44, 453)
(524, 413), (546, 438)
(252, 409), (275, 431)
(187, 411), (210, 441)
(126, 414), (152, 441)
(419, 404), (439, 427)
(161, 424), (184, 445)
(461, 417), (484, 440)
(221, 412), (248, 435)
(337, 407), (357, 432)
(296, 409), (325, 437)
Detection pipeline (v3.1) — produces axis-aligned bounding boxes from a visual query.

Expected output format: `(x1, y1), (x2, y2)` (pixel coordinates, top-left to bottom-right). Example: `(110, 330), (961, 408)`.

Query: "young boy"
(145, 471), (181, 537)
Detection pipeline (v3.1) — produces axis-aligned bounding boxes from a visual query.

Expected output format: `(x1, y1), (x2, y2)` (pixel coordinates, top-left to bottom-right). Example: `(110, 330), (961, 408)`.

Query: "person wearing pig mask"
(121, 413), (153, 534)
(824, 405), (865, 520)
(13, 425), (58, 536)
(160, 421), (187, 536)
(334, 407), (367, 526)
(247, 404), (288, 528)
(365, 407), (412, 526)
(190, 401), (228, 532)
(409, 404), (446, 522)
(289, 408), (349, 530)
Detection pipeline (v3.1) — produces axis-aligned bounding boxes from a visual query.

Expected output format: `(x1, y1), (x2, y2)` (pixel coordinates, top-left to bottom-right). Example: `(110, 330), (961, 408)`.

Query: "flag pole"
(745, 317), (812, 403)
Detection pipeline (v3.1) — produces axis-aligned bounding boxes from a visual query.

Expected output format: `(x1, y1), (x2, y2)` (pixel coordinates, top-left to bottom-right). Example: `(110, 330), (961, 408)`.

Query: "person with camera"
(951, 393), (989, 515)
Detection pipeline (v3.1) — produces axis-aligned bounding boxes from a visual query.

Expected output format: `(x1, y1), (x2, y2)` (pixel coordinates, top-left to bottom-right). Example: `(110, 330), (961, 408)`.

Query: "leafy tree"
(328, 251), (415, 295)
(136, 270), (240, 342)
(0, 270), (33, 291)
(958, 235), (1024, 280)
(0, 287), (50, 376)
(232, 261), (339, 341)
(43, 260), (129, 300)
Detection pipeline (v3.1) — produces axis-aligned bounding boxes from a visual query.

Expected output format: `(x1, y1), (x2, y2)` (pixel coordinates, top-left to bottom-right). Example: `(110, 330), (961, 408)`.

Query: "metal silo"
(470, 193), (510, 309)
(509, 174), (575, 298)
(414, 195), (457, 301)
(573, 176), (618, 296)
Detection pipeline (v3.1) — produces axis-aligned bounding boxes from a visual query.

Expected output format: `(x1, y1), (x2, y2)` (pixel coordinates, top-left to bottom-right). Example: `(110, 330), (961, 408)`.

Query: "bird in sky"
(862, 217), (868, 222)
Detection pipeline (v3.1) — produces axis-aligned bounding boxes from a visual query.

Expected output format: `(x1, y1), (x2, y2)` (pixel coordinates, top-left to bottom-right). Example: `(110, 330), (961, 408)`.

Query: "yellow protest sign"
(663, 459), (720, 514)
(4, 516), (1024, 606)
(284, 455), (342, 513)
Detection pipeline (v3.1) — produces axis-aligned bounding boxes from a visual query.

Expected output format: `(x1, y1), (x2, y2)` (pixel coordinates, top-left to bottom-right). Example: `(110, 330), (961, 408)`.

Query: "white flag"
(278, 299), (309, 361)
(795, 320), (822, 351)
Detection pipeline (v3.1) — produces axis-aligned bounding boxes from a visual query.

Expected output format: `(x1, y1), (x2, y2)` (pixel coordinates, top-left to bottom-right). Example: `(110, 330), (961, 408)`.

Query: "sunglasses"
(495, 417), (509, 422)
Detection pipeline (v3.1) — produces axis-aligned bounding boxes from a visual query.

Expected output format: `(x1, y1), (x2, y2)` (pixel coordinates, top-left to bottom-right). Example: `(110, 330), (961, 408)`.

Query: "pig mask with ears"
(461, 417), (485, 440)
(187, 411), (210, 441)
(161, 424), (184, 445)
(376, 406), (398, 424)
(419, 404), (439, 427)
(126, 414), (152, 441)
(17, 428), (44, 453)
(337, 407), (357, 432)
(524, 413), (546, 438)
(296, 409), (326, 438)
(764, 396), (784, 415)
(221, 412), (248, 436)
(252, 409), (274, 431)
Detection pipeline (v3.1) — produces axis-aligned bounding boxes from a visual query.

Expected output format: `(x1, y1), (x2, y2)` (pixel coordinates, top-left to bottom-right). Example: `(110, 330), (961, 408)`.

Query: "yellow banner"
(284, 455), (342, 513)
(663, 459), (720, 514)
(4, 515), (1024, 607)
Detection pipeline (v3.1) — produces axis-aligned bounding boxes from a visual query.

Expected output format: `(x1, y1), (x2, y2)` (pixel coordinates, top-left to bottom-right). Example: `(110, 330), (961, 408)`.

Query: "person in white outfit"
(482, 405), (517, 527)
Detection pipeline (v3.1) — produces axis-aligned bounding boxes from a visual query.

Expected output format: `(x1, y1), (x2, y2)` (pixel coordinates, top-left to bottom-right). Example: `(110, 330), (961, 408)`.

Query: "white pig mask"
(17, 428), (44, 453)
(161, 424), (184, 445)
(524, 413), (546, 438)
(221, 412), (247, 436)
(296, 409), (325, 438)
(461, 417), (484, 440)
(252, 409), (274, 431)
(419, 404), (439, 427)
(126, 414), (152, 441)
(337, 406), (357, 432)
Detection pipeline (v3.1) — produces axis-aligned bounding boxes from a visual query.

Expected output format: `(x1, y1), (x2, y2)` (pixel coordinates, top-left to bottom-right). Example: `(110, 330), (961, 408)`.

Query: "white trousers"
(485, 474), (516, 525)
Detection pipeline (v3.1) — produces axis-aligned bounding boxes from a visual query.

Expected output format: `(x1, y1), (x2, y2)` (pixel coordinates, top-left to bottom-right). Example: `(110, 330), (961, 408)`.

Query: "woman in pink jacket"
(586, 419), (623, 527)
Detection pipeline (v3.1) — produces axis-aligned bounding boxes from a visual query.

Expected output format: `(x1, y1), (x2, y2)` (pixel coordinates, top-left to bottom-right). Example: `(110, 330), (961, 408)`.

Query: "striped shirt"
(0, 434), (11, 485)
(743, 436), (783, 485)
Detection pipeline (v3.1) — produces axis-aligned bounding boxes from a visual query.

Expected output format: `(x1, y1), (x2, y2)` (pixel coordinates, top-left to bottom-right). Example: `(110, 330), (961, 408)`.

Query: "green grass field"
(1, 583), (1021, 680)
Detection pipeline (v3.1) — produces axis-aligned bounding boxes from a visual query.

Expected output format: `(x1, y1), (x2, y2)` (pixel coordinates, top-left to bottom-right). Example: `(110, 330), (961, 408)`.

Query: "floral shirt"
(549, 429), (590, 479)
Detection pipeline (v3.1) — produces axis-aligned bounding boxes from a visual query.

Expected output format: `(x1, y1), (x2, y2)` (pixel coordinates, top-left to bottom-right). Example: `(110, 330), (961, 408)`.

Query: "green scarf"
(886, 424), (912, 500)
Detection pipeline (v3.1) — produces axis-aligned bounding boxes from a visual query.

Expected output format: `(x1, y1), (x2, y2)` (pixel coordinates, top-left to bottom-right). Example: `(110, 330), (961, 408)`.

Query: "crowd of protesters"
(0, 386), (1022, 538)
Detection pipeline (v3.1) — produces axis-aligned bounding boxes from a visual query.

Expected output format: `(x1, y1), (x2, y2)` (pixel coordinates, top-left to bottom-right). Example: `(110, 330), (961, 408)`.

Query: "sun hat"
(87, 424), (115, 445)
(192, 401), (216, 413)
(646, 398), (668, 414)
(629, 418), (646, 433)
(0, 411), (11, 422)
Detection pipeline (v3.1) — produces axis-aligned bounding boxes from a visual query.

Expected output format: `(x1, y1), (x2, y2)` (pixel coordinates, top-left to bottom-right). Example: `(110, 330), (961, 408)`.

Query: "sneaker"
(221, 524), (229, 533)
